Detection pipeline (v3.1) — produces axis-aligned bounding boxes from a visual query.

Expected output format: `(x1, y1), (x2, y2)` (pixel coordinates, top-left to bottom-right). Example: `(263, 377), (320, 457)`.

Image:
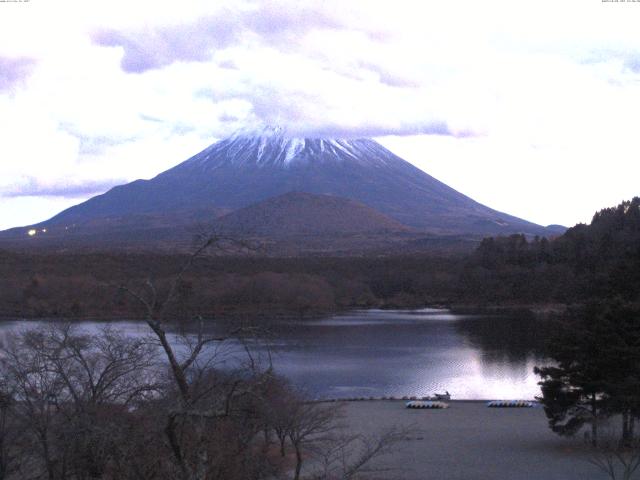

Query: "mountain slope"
(1, 126), (563, 248)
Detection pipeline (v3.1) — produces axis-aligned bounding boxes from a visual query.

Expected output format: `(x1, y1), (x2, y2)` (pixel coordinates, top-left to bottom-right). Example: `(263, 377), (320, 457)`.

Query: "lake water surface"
(0, 309), (550, 400)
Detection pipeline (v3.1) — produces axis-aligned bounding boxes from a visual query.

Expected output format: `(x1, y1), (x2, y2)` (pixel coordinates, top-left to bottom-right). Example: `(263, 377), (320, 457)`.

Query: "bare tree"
(309, 427), (411, 480)
(0, 324), (158, 480)
(46, 325), (157, 480)
(0, 382), (23, 480)
(2, 328), (71, 480)
(258, 375), (297, 457)
(118, 233), (274, 480)
(286, 401), (342, 480)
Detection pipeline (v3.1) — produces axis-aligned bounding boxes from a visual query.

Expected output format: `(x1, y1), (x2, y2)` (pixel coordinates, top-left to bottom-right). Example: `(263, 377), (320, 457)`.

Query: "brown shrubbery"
(0, 251), (458, 319)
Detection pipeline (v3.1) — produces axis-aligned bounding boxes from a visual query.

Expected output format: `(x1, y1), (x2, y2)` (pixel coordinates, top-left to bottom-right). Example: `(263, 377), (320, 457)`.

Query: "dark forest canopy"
(0, 197), (638, 319)
(464, 197), (640, 304)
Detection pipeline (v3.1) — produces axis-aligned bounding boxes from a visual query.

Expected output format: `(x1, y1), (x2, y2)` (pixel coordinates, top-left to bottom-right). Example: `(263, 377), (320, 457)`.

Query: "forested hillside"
(461, 197), (640, 304)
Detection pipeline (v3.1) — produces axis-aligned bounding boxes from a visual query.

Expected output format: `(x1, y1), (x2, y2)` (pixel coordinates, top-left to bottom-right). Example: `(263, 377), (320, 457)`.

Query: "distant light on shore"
(27, 229), (36, 236)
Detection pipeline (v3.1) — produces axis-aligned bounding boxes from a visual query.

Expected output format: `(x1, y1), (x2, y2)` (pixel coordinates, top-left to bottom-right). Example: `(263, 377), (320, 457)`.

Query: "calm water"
(0, 309), (550, 400)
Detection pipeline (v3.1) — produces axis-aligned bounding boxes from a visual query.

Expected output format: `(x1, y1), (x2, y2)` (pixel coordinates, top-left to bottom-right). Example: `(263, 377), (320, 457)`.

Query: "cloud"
(76, 135), (138, 155)
(91, 2), (345, 73)
(59, 124), (142, 155)
(0, 56), (36, 91)
(297, 122), (472, 139)
(359, 62), (422, 89)
(3, 178), (126, 198)
(242, 2), (343, 41)
(624, 53), (640, 73)
(85, 2), (488, 138)
(582, 49), (640, 75)
(92, 17), (237, 73)
(195, 53), (483, 139)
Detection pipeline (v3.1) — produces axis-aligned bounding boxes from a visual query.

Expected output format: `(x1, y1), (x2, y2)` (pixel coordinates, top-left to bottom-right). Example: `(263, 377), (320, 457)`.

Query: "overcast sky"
(1, 0), (639, 230)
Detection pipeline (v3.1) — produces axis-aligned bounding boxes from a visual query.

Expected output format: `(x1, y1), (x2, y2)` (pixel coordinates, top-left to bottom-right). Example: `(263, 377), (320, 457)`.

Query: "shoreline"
(315, 398), (541, 404)
(0, 302), (569, 323)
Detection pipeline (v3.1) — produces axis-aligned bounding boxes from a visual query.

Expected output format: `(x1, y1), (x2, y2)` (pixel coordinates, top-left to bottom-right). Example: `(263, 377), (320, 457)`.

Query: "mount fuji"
(1, 126), (563, 252)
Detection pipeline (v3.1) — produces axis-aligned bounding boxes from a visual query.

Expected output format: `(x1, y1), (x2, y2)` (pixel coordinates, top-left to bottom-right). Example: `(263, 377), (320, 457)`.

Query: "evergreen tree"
(535, 302), (640, 446)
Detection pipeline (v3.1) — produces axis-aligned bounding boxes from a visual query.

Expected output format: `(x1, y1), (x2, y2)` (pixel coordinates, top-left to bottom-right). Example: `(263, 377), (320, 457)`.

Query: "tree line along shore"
(1, 197), (638, 320)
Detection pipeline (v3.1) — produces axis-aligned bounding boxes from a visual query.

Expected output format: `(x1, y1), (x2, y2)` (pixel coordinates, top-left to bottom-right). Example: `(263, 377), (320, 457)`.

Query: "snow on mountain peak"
(189, 126), (395, 169)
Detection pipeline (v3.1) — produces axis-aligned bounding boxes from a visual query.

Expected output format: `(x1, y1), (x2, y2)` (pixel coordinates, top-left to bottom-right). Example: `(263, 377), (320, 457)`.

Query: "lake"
(0, 309), (550, 400)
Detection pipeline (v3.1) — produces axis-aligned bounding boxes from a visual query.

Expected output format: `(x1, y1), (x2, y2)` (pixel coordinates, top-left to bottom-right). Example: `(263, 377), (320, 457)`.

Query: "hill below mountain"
(216, 191), (410, 236)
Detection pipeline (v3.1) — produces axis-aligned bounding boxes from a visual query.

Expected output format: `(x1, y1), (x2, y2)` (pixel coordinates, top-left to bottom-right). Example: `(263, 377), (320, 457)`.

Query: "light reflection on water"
(0, 309), (550, 400)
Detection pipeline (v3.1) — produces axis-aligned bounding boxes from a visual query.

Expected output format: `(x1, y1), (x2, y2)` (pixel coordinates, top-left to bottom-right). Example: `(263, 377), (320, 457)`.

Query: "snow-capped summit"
(188, 126), (393, 169)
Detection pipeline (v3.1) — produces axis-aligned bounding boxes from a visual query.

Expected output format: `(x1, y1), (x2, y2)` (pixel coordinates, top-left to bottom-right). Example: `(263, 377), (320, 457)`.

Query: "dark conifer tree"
(536, 301), (640, 446)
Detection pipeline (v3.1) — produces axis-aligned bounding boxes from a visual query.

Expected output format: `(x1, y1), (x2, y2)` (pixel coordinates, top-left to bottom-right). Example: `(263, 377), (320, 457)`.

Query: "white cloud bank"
(0, 0), (639, 229)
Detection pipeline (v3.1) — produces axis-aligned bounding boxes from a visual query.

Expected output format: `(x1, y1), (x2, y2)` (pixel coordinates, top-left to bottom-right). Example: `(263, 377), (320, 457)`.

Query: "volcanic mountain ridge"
(0, 126), (564, 253)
